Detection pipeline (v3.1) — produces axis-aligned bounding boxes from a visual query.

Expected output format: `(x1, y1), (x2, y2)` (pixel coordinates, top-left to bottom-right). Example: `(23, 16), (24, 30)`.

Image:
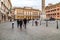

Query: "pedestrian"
(17, 19), (19, 28)
(32, 19), (34, 26)
(19, 19), (23, 29)
(23, 18), (27, 29)
(12, 20), (14, 29)
(35, 20), (38, 26)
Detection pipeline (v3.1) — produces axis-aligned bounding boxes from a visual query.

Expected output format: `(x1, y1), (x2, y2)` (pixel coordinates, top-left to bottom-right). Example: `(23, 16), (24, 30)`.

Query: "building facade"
(11, 9), (15, 20)
(0, 0), (12, 23)
(14, 7), (40, 20)
(45, 3), (60, 19)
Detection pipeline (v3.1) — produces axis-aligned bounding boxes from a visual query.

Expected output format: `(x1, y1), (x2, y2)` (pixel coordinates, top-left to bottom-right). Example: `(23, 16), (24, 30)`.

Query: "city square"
(0, 20), (60, 40)
(0, 0), (60, 40)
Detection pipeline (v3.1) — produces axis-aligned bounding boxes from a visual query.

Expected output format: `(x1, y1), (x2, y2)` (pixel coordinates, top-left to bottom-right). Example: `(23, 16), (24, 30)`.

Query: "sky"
(11, 0), (60, 10)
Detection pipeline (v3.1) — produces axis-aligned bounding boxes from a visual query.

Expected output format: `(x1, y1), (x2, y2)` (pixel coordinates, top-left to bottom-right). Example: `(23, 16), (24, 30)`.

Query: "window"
(57, 13), (59, 15)
(54, 9), (56, 11)
(46, 11), (50, 13)
(57, 16), (59, 17)
(54, 13), (56, 15)
(51, 9), (56, 12)
(57, 8), (59, 10)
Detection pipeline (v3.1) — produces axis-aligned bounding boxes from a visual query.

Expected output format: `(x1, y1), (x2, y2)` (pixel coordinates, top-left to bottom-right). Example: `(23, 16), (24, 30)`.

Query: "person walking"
(19, 19), (23, 29)
(23, 18), (27, 29)
(32, 19), (34, 26)
(12, 20), (14, 29)
(35, 19), (38, 26)
(17, 19), (19, 28)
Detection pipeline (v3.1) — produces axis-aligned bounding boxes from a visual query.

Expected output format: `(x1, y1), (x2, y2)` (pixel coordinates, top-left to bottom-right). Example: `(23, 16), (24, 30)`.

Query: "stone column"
(41, 0), (46, 20)
(42, 0), (45, 14)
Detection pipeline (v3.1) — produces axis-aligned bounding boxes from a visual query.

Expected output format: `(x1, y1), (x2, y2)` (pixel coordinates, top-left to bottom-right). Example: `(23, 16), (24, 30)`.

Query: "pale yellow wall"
(14, 7), (41, 19)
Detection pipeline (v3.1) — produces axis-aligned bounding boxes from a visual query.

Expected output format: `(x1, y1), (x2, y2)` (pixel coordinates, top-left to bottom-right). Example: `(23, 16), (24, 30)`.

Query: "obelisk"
(41, 0), (46, 20)
(42, 0), (45, 14)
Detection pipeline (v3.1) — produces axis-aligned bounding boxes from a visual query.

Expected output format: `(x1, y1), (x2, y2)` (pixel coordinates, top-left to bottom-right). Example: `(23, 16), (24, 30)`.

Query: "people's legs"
(36, 22), (38, 26)
(12, 23), (14, 29)
(32, 22), (33, 26)
(25, 24), (26, 29)
(20, 24), (22, 29)
(35, 22), (37, 26)
(17, 23), (19, 28)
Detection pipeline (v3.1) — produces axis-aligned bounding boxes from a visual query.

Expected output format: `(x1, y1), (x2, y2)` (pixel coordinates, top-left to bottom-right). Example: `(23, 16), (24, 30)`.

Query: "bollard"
(56, 20), (58, 29)
(46, 21), (48, 27)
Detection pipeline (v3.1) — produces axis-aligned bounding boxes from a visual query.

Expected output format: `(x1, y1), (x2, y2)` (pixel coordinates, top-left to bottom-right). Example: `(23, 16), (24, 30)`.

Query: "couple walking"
(17, 18), (27, 29)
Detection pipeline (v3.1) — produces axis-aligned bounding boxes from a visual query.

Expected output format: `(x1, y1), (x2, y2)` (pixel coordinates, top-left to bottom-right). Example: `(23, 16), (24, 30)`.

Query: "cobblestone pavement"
(0, 20), (60, 40)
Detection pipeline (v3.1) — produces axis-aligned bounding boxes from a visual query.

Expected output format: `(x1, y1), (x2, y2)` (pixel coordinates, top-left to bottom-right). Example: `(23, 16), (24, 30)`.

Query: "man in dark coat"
(23, 18), (27, 29)
(19, 19), (23, 29)
(17, 19), (19, 28)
